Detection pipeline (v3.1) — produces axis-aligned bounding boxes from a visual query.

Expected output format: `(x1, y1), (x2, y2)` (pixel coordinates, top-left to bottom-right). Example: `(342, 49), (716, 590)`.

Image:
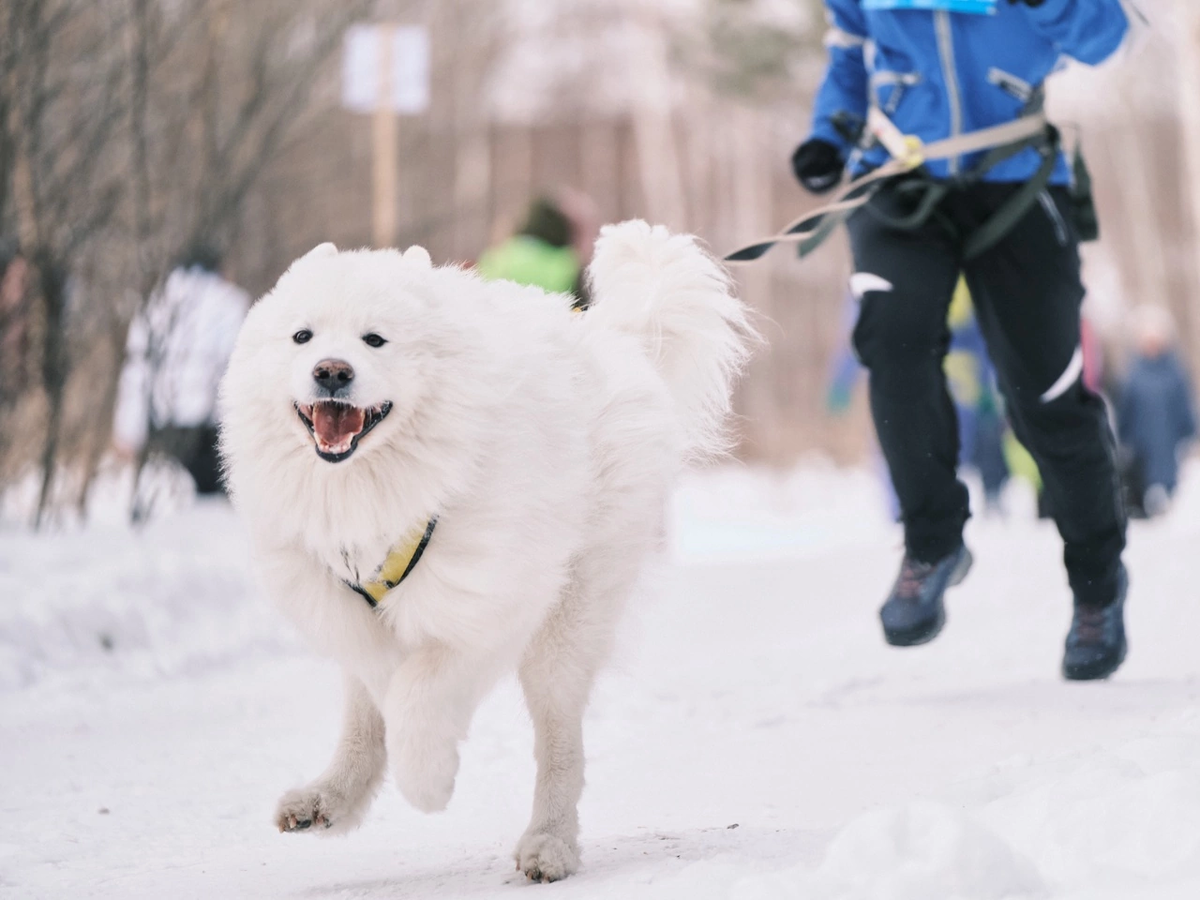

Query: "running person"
(793, 0), (1134, 679)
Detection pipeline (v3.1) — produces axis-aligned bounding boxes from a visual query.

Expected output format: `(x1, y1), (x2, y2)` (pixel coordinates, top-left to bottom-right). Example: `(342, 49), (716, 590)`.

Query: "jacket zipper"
(872, 71), (921, 115)
(934, 10), (963, 176)
(987, 67), (1033, 103)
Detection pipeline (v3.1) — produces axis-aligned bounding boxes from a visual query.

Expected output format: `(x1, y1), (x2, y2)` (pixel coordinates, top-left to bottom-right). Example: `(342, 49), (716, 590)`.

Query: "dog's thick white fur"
(219, 221), (751, 882)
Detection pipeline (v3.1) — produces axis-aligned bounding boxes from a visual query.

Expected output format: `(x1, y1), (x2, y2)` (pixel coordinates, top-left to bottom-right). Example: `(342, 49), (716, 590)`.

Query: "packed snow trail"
(3, 465), (1200, 899)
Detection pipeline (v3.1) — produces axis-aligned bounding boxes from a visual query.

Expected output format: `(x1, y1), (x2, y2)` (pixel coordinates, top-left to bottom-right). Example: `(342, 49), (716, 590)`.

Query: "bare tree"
(3, 0), (129, 527)
(119, 0), (375, 521)
(0, 0), (381, 525)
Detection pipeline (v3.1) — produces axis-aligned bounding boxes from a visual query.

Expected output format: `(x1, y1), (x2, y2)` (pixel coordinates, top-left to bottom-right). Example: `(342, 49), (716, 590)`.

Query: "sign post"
(372, 25), (397, 249)
(342, 24), (431, 249)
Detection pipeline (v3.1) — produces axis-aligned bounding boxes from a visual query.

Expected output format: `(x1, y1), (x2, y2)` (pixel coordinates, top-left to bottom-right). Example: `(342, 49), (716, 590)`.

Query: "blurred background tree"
(1, 0), (377, 524)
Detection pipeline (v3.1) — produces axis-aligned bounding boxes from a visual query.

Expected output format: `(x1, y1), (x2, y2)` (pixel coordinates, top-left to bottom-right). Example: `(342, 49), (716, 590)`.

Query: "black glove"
(1008, 0), (1046, 7)
(791, 138), (844, 195)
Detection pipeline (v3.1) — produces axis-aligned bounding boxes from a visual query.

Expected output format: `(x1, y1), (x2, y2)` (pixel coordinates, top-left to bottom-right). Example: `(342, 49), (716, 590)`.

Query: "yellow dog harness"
(344, 517), (438, 608)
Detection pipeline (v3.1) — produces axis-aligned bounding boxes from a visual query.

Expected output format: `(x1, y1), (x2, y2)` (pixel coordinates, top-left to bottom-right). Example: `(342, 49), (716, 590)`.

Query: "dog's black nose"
(313, 358), (354, 395)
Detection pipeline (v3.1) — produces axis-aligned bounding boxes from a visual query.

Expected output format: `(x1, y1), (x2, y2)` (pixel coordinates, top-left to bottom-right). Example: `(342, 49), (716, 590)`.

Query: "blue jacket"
(810, 0), (1130, 183)
(1118, 353), (1196, 493)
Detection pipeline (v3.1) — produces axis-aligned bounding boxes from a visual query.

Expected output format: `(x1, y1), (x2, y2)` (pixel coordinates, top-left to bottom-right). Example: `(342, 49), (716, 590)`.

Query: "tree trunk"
(32, 251), (69, 529)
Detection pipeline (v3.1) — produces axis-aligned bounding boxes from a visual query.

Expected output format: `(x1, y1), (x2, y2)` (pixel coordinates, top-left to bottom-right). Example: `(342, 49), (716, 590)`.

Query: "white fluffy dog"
(218, 221), (751, 882)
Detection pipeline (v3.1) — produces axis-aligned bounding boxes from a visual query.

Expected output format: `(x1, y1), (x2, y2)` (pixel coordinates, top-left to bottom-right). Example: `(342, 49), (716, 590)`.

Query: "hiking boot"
(1063, 564), (1128, 681)
(880, 544), (973, 647)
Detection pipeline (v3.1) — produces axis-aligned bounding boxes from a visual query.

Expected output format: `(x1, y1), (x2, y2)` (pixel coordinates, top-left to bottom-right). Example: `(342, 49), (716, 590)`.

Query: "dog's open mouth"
(294, 400), (392, 462)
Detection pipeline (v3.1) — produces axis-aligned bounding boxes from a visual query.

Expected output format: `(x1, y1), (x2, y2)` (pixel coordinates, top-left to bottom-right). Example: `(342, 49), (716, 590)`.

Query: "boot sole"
(1062, 637), (1128, 681)
(884, 606), (946, 647)
(883, 547), (973, 647)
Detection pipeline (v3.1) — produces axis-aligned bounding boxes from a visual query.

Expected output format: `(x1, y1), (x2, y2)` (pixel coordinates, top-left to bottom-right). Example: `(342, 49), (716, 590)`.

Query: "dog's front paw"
(275, 783), (361, 835)
(391, 738), (459, 813)
(514, 831), (580, 883)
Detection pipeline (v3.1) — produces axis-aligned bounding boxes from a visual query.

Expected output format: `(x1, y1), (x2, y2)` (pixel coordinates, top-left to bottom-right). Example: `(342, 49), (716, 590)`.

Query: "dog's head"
(221, 242), (448, 470)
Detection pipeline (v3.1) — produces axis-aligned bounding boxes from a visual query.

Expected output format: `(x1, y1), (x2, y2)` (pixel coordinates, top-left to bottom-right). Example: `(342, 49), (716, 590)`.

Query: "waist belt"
(725, 109), (1057, 264)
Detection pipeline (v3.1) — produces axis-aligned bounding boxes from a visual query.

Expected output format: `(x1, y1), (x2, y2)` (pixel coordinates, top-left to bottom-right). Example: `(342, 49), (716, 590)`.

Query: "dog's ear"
(402, 245), (432, 268)
(304, 242), (338, 260)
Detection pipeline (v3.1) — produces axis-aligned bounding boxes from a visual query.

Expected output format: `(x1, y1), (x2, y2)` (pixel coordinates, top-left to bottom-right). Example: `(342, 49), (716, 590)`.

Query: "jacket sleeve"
(1019, 0), (1130, 66)
(809, 0), (869, 153)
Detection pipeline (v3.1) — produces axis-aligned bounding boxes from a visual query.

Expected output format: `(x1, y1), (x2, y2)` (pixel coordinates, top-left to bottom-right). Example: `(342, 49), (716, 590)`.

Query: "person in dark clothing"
(794, 0), (1133, 680)
(1117, 306), (1196, 517)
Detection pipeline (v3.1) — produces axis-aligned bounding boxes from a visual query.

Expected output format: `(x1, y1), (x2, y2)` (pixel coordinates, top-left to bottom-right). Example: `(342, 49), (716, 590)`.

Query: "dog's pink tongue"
(312, 403), (365, 451)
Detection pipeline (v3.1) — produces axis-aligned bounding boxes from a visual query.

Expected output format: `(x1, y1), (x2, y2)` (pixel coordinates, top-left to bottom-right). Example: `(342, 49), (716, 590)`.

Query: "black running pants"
(847, 181), (1126, 607)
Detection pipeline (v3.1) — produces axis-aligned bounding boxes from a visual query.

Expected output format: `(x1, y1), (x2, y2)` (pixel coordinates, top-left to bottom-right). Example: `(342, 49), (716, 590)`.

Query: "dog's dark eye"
(363, 333), (387, 348)
(293, 329), (313, 345)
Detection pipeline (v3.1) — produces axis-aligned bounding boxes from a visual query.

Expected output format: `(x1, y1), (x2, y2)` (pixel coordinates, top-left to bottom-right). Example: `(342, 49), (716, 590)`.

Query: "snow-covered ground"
(4, 462), (1200, 899)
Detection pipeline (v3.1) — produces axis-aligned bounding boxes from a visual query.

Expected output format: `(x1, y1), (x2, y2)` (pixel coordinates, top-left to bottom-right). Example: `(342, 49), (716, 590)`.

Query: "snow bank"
(726, 713), (1200, 900)
(0, 483), (293, 690)
(733, 801), (1044, 900)
(977, 710), (1200, 897)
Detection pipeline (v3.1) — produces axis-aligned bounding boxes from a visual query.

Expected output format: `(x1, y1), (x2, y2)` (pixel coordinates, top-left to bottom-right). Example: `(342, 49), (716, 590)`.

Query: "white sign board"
(342, 24), (430, 115)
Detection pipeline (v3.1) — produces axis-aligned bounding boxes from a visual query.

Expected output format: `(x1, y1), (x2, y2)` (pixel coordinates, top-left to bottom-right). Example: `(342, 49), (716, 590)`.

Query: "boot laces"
(1074, 604), (1110, 644)
(897, 558), (936, 600)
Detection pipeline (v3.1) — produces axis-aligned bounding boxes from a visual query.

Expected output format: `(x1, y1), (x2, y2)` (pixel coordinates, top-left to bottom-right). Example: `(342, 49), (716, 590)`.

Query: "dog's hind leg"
(276, 673), (386, 835)
(513, 588), (613, 883)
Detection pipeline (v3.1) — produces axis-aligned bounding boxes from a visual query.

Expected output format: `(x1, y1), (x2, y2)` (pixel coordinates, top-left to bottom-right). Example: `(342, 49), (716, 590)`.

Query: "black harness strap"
(859, 123), (1060, 260)
(342, 516), (439, 609)
(398, 516), (438, 583)
(962, 127), (1059, 259)
(347, 581), (382, 609)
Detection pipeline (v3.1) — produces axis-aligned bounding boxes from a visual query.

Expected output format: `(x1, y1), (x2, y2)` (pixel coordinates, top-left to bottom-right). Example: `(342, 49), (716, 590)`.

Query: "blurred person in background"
(1117, 305), (1196, 518)
(478, 190), (597, 309)
(793, 0), (1134, 680)
(112, 243), (249, 496)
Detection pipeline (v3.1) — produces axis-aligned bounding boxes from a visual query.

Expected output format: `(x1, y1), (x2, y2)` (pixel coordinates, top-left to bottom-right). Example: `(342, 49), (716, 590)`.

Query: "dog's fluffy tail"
(586, 220), (755, 461)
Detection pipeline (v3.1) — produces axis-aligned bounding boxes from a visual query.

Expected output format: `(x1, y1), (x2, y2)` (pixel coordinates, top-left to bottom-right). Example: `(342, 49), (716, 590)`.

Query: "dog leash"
(724, 109), (1053, 264)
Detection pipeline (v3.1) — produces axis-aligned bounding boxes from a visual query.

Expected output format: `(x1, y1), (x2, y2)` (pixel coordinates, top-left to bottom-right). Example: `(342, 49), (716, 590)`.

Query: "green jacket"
(477, 235), (580, 296)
